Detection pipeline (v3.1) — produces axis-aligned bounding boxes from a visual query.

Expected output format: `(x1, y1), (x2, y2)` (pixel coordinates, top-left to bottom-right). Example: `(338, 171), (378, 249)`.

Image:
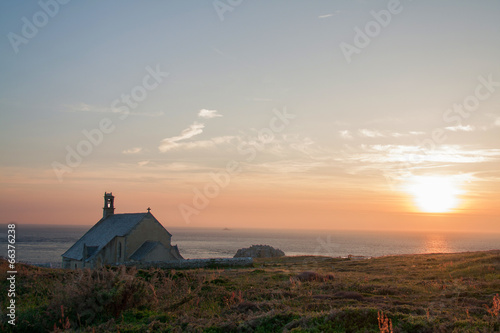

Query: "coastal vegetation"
(1, 251), (499, 332)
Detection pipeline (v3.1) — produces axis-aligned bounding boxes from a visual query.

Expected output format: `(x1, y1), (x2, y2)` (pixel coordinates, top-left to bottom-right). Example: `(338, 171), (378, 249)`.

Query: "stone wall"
(123, 257), (253, 269)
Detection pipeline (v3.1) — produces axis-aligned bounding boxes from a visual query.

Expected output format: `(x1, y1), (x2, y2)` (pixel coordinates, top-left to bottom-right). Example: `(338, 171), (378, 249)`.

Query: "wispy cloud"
(178, 136), (236, 150)
(159, 135), (236, 153)
(249, 160), (325, 173)
(198, 109), (222, 119)
(318, 10), (343, 19)
(340, 128), (425, 139)
(358, 129), (384, 138)
(445, 125), (475, 132)
(159, 122), (205, 152)
(65, 103), (107, 113)
(178, 122), (205, 139)
(64, 103), (164, 117)
(339, 130), (353, 139)
(348, 144), (500, 165)
(122, 147), (143, 154)
(159, 109), (224, 152)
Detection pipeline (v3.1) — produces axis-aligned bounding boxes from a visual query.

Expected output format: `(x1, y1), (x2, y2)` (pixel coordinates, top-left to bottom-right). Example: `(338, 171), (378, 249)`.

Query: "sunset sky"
(1, 1), (499, 232)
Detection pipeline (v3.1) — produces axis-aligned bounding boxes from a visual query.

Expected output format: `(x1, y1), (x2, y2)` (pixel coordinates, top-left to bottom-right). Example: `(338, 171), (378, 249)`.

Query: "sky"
(1, 0), (499, 232)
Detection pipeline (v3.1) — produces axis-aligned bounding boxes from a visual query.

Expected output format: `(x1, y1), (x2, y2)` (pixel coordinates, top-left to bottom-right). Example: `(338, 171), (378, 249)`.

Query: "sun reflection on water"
(420, 234), (452, 254)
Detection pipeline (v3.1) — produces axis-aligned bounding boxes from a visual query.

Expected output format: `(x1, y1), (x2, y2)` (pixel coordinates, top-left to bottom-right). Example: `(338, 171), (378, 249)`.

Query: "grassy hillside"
(1, 251), (499, 332)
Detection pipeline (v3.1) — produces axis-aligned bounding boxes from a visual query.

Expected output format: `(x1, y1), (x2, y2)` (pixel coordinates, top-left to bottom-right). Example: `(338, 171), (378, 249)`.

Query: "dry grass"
(377, 311), (393, 333)
(1, 250), (500, 332)
(486, 294), (500, 318)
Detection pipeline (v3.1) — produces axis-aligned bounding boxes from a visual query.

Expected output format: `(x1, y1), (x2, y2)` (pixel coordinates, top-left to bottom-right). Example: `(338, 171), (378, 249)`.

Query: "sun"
(406, 176), (461, 213)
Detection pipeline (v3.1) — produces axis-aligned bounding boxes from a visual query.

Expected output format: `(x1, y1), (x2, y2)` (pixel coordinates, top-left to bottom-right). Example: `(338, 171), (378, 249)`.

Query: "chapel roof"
(62, 212), (169, 261)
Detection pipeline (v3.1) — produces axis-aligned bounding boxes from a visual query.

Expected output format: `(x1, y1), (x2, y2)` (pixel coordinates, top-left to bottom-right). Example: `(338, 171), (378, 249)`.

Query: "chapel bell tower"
(103, 192), (115, 218)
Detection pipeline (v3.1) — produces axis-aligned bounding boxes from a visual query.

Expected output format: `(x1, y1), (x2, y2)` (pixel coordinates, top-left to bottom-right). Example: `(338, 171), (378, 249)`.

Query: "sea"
(1, 224), (499, 268)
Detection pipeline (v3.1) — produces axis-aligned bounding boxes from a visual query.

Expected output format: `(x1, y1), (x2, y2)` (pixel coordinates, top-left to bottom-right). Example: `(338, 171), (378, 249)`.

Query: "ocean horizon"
(1, 224), (499, 267)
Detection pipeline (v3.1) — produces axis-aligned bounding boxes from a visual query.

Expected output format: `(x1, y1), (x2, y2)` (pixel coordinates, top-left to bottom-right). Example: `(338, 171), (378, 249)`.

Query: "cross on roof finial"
(147, 207), (151, 213)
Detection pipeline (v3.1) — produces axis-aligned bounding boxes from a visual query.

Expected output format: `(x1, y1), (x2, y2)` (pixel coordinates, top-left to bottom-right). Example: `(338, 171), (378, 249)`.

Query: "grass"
(1, 251), (499, 332)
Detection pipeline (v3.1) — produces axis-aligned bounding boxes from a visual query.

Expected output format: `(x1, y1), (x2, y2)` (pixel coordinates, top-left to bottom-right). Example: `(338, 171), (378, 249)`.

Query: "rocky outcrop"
(233, 245), (285, 258)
